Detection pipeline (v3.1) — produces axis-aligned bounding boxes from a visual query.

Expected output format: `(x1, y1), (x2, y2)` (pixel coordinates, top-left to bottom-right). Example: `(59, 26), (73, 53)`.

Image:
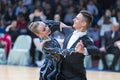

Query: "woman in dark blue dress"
(29, 21), (74, 80)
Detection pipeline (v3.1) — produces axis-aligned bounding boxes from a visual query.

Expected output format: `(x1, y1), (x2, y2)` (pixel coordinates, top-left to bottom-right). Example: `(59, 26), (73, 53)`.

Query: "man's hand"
(75, 40), (85, 54)
(99, 47), (106, 52)
(114, 41), (120, 48)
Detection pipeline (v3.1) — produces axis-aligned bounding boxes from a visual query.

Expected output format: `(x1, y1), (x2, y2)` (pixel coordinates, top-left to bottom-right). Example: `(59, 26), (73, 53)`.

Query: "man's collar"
(73, 30), (87, 34)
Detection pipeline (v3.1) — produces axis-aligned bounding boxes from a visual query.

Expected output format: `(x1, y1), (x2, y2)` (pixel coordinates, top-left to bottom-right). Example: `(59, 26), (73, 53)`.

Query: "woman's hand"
(39, 37), (51, 49)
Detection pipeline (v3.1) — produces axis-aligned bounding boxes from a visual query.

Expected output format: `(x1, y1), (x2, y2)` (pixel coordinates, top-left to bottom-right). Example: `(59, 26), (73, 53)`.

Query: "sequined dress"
(40, 37), (74, 80)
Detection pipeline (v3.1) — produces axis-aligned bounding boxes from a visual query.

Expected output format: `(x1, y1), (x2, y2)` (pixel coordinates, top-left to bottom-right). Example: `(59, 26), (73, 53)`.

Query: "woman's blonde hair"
(29, 21), (40, 34)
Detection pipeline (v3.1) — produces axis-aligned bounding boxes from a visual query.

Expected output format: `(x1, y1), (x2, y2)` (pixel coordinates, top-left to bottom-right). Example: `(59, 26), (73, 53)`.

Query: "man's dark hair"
(80, 10), (93, 26)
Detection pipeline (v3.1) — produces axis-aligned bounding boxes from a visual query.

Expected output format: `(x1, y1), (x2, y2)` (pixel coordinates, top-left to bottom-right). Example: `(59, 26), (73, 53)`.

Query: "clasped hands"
(75, 40), (85, 54)
(40, 38), (85, 54)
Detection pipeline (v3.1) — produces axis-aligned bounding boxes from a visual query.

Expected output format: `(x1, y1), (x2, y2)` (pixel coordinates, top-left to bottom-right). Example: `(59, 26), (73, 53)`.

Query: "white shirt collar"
(67, 30), (87, 49)
(73, 30), (87, 37)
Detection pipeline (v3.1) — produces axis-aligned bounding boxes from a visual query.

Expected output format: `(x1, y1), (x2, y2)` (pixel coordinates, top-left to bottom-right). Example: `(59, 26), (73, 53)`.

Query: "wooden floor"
(0, 65), (120, 80)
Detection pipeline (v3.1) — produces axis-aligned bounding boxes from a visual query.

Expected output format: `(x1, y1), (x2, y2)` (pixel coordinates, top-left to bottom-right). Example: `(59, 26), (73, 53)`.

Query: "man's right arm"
(43, 20), (72, 35)
(59, 22), (72, 31)
(43, 20), (60, 33)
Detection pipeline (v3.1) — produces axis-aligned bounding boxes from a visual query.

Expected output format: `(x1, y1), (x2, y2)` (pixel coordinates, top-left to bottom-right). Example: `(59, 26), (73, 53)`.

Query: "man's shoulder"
(62, 27), (74, 35)
(82, 35), (94, 42)
(63, 27), (73, 31)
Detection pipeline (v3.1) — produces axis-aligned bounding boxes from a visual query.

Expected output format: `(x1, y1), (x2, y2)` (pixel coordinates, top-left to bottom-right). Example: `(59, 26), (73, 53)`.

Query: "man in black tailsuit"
(58, 10), (99, 80)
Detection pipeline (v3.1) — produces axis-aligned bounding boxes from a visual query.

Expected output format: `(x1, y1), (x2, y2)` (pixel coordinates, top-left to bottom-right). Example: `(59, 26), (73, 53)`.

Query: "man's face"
(36, 22), (51, 38)
(73, 13), (86, 30)
(112, 23), (119, 32)
(12, 21), (17, 28)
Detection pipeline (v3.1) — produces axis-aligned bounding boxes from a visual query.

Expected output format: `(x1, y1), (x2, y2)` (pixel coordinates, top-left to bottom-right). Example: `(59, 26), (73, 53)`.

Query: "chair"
(0, 48), (7, 64)
(7, 35), (32, 66)
(98, 54), (120, 71)
(84, 55), (92, 68)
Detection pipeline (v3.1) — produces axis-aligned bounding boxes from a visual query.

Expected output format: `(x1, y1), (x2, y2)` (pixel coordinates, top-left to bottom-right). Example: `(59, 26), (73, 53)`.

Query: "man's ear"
(82, 21), (87, 27)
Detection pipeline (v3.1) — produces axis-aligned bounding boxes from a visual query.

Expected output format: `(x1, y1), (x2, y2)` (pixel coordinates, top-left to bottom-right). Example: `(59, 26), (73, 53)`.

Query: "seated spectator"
(17, 14), (27, 29)
(17, 14), (28, 34)
(5, 20), (20, 45)
(0, 34), (11, 58)
(76, 0), (86, 12)
(116, 9), (120, 29)
(86, 0), (99, 16)
(64, 6), (76, 25)
(97, 9), (117, 38)
(55, 5), (65, 21)
(99, 22), (120, 70)
(29, 8), (46, 22)
(4, 6), (16, 24)
(0, 19), (6, 34)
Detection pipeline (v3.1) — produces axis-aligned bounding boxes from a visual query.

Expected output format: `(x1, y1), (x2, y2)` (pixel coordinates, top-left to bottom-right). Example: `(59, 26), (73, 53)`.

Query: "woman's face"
(11, 21), (17, 28)
(105, 9), (111, 17)
(36, 22), (51, 38)
(54, 14), (60, 21)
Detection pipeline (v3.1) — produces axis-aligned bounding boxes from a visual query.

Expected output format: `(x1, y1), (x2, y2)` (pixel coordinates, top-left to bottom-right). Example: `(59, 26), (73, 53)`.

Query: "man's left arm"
(84, 37), (100, 56)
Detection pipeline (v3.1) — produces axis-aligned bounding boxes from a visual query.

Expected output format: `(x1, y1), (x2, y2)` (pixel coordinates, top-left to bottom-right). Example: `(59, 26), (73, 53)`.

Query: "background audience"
(99, 22), (120, 70)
